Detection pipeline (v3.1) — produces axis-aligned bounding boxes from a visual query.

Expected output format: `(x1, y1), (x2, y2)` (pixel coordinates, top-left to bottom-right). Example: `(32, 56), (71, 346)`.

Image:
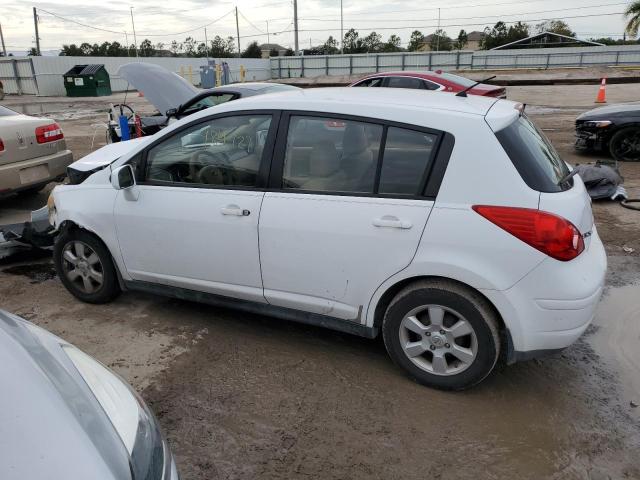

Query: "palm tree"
(624, 1), (640, 38)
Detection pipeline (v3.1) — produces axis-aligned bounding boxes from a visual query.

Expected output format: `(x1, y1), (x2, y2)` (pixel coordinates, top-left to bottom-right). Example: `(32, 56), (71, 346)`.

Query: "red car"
(349, 70), (506, 98)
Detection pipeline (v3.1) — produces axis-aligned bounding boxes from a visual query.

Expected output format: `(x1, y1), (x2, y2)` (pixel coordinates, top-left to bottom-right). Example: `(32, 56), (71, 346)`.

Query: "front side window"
(379, 127), (437, 195)
(354, 77), (383, 87)
(282, 116), (383, 193)
(386, 77), (424, 89)
(495, 114), (571, 192)
(145, 114), (272, 187)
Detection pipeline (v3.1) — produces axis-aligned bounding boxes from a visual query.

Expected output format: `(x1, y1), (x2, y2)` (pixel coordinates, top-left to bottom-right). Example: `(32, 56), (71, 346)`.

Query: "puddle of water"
(590, 283), (640, 414)
(2, 262), (56, 283)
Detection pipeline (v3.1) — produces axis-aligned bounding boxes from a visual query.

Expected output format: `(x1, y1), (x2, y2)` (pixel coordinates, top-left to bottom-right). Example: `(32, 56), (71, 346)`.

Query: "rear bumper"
(482, 227), (607, 360)
(0, 149), (73, 195)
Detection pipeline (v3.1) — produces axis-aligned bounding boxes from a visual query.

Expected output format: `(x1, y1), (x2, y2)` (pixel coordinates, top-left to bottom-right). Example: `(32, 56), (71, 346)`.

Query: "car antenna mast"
(455, 76), (497, 97)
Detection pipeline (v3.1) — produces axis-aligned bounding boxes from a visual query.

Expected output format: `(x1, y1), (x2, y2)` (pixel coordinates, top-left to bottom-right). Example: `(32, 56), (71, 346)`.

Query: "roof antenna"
(456, 75), (497, 97)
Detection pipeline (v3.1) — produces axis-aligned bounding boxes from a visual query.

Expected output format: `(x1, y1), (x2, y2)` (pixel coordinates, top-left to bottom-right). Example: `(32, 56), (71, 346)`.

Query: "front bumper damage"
(0, 206), (56, 260)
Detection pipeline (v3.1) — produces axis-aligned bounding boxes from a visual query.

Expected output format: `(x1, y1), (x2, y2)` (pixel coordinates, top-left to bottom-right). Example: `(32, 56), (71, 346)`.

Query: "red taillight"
(472, 205), (585, 261)
(35, 123), (63, 144)
(0, 138), (4, 152)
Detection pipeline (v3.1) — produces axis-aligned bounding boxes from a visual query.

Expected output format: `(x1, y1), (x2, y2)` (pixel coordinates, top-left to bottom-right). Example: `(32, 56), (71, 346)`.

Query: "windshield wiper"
(455, 76), (497, 97)
(557, 168), (579, 186)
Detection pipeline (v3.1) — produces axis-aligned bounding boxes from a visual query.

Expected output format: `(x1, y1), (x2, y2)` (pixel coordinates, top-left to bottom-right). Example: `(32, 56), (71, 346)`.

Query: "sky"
(1, 0), (635, 55)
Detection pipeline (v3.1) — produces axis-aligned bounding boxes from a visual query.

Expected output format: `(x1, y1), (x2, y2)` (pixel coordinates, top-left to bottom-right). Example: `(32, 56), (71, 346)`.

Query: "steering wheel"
(109, 104), (135, 122)
(189, 150), (230, 182)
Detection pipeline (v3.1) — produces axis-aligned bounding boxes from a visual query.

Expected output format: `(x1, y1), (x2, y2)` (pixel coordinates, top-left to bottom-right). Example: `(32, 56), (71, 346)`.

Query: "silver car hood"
(117, 62), (199, 115)
(0, 311), (131, 480)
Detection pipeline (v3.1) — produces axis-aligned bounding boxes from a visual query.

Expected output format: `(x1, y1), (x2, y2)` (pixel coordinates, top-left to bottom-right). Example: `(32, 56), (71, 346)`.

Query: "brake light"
(35, 123), (63, 143)
(472, 205), (585, 261)
(0, 138), (4, 152)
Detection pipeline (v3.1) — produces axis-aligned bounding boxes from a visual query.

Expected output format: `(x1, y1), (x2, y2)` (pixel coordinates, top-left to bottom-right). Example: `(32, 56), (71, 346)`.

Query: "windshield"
(182, 93), (236, 115)
(495, 114), (571, 193)
(0, 105), (19, 116)
(434, 72), (477, 88)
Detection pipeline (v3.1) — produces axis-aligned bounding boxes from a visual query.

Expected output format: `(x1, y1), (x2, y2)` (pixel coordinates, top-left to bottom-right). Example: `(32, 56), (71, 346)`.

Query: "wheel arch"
(371, 275), (513, 362)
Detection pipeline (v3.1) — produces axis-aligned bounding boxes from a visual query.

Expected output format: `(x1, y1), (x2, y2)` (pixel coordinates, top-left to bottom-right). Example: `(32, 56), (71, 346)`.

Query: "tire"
(382, 279), (500, 391)
(609, 127), (640, 162)
(53, 229), (121, 304)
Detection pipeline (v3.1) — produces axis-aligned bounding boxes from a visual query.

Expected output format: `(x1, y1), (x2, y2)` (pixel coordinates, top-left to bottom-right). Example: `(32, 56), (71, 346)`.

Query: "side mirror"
(165, 108), (177, 118)
(111, 165), (136, 190)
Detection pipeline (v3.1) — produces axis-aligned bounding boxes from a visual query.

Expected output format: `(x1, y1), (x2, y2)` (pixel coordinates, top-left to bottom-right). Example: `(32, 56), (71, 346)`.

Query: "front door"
(114, 112), (275, 303)
(259, 113), (441, 321)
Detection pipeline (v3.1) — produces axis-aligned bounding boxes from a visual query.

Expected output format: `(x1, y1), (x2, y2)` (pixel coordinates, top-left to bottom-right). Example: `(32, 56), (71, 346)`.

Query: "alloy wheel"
(61, 241), (104, 294)
(398, 305), (478, 376)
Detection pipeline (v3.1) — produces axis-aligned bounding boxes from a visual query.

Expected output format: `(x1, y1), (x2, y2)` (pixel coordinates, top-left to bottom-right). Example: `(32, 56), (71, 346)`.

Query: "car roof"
(205, 87), (502, 118)
(205, 82), (297, 94)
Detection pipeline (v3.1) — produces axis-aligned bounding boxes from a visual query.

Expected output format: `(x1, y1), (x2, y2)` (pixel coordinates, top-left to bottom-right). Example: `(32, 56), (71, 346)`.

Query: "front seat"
(340, 124), (375, 191)
(301, 141), (340, 191)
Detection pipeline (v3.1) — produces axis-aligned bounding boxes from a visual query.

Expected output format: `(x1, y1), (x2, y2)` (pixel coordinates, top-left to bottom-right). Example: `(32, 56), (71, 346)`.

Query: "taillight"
(35, 123), (64, 143)
(0, 138), (4, 152)
(472, 205), (585, 261)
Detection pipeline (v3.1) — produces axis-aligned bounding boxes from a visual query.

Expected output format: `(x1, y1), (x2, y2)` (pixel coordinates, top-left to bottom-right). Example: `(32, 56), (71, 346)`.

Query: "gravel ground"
(1, 84), (639, 480)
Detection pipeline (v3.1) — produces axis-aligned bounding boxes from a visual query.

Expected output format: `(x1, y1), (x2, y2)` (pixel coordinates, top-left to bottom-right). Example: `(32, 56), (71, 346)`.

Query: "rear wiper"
(558, 168), (579, 186)
(455, 76), (497, 97)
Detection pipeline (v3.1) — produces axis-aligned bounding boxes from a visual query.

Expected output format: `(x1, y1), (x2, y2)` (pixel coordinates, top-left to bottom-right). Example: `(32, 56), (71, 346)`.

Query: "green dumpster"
(63, 64), (112, 97)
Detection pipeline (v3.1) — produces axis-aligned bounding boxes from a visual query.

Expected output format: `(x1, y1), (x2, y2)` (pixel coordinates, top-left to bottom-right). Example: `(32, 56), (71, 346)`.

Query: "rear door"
(258, 113), (447, 321)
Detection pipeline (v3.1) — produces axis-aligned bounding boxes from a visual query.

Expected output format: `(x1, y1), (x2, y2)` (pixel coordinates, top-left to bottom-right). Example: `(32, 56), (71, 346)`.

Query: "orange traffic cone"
(595, 78), (607, 103)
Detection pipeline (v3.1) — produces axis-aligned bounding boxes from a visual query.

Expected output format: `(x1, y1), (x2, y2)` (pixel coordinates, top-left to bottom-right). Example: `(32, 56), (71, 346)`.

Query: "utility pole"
(435, 7), (440, 52)
(0, 23), (7, 57)
(130, 7), (138, 57)
(340, 0), (344, 54)
(204, 27), (209, 59)
(266, 20), (270, 45)
(235, 7), (241, 58)
(33, 7), (41, 55)
(293, 0), (299, 54)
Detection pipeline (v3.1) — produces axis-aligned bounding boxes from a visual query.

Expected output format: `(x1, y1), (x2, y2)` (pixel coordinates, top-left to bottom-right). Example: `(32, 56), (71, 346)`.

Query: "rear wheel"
(609, 127), (640, 162)
(382, 279), (500, 390)
(54, 229), (120, 303)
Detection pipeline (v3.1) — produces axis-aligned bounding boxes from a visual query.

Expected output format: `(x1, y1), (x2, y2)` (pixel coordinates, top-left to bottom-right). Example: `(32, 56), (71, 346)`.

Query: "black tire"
(382, 279), (500, 391)
(609, 127), (640, 162)
(53, 229), (121, 304)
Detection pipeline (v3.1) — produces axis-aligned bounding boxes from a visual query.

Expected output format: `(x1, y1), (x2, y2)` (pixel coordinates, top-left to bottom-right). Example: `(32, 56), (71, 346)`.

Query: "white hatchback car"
(49, 88), (606, 390)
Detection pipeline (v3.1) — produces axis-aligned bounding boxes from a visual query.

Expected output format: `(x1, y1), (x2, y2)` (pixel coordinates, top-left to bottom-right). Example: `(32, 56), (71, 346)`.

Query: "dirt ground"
(1, 85), (640, 480)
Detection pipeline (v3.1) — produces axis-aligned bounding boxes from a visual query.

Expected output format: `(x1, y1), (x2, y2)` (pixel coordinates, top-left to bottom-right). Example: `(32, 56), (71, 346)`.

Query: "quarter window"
(379, 127), (437, 195)
(282, 116), (383, 193)
(354, 77), (384, 87)
(145, 114), (272, 187)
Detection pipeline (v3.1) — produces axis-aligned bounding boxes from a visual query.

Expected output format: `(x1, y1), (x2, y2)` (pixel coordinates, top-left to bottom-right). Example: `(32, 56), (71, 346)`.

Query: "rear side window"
(386, 77), (424, 89)
(495, 114), (571, 193)
(379, 127), (437, 195)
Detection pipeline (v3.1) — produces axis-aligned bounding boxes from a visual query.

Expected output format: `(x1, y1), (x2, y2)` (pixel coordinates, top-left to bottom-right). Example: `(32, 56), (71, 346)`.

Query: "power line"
(37, 8), (128, 35)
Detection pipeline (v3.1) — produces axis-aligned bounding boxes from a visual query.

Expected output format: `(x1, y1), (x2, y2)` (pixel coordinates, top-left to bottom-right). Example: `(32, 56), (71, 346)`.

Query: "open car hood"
(117, 63), (199, 115)
(68, 137), (149, 172)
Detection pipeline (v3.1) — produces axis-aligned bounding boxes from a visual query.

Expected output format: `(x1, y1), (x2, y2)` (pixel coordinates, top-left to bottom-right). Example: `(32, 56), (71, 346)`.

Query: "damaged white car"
(47, 87), (606, 390)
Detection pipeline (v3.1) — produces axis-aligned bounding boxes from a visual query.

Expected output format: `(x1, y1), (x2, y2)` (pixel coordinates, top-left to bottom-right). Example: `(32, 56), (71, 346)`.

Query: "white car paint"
(50, 87), (606, 361)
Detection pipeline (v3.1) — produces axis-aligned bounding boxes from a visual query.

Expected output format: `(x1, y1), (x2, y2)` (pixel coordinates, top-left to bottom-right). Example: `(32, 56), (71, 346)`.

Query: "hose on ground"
(621, 199), (640, 211)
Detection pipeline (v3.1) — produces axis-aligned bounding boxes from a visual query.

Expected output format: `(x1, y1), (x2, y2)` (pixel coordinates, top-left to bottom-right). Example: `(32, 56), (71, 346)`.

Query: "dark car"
(349, 70), (506, 98)
(575, 103), (640, 162)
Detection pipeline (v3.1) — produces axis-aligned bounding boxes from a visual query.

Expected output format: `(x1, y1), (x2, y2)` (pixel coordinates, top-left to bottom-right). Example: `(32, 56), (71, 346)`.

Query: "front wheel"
(609, 127), (640, 162)
(382, 279), (500, 390)
(54, 229), (121, 304)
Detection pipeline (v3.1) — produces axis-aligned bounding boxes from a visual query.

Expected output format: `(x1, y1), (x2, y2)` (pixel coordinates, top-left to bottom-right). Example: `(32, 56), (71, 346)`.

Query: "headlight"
(583, 120), (612, 128)
(47, 192), (57, 227)
(63, 345), (168, 479)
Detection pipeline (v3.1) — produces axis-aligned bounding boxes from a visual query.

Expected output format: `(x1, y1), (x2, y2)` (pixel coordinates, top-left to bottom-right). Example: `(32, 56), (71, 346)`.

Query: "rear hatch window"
(495, 114), (571, 193)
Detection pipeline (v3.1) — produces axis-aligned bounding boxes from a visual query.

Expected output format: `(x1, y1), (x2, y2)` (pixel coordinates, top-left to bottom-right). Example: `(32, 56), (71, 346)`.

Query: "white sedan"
(47, 87), (606, 390)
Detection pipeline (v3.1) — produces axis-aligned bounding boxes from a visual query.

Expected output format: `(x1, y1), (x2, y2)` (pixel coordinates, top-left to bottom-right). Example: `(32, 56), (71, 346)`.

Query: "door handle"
(372, 215), (412, 229)
(221, 205), (250, 216)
